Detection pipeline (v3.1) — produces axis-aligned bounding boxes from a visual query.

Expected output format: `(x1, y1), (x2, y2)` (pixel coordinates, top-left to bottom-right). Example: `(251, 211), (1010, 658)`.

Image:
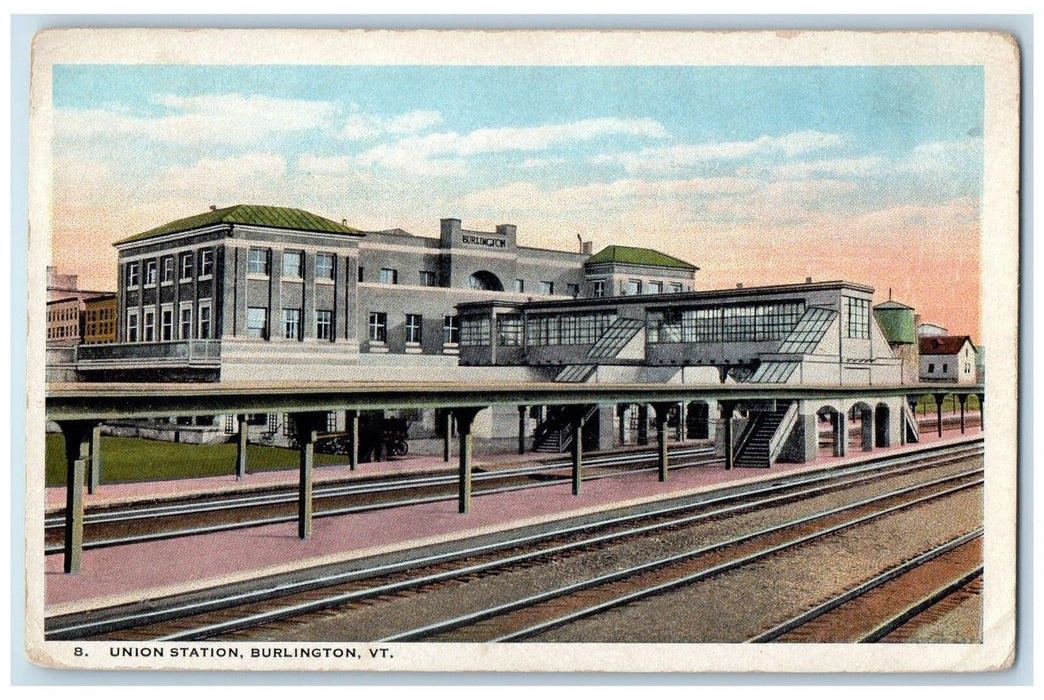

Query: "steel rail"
(47, 441), (980, 641)
(382, 470), (983, 642)
(859, 567), (984, 643)
(746, 528), (983, 642)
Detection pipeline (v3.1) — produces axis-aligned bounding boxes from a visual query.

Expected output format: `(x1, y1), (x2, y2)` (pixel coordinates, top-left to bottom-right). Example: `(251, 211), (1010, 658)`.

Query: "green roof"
(115, 204), (362, 245)
(585, 245), (697, 270)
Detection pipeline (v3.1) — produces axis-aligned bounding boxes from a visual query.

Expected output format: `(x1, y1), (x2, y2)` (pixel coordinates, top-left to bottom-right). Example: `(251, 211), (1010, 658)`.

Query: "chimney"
(581, 241), (593, 255)
(209, 205), (217, 211)
(342, 219), (347, 226)
(805, 276), (813, 284)
(736, 282), (743, 289)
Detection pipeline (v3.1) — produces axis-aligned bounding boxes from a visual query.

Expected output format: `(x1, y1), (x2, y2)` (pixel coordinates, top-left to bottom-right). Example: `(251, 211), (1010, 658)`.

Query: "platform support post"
(236, 414), (249, 480)
(443, 411), (453, 463)
(651, 403), (672, 481)
(616, 404), (628, 446)
(518, 405), (527, 455)
(835, 410), (848, 457)
(568, 405), (587, 496)
(88, 424), (102, 494)
(675, 403), (685, 441)
(454, 407), (482, 514)
(957, 394), (967, 434)
(292, 412), (327, 541)
(57, 420), (95, 574)
(861, 407), (875, 452)
(347, 409), (359, 471)
(637, 404), (649, 445)
(977, 394), (985, 432)
(721, 401), (736, 470)
(933, 393), (947, 438)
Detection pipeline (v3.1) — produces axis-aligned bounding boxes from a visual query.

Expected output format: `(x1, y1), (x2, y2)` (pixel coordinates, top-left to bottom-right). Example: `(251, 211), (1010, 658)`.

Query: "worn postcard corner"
(26, 27), (1019, 674)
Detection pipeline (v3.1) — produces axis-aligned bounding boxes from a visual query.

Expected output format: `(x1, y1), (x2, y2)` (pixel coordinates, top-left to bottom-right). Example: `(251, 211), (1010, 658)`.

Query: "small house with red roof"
(919, 335), (977, 384)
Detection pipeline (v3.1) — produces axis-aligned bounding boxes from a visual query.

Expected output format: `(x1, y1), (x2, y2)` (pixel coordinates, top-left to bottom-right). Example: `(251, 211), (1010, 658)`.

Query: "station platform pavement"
(43, 425), (983, 612)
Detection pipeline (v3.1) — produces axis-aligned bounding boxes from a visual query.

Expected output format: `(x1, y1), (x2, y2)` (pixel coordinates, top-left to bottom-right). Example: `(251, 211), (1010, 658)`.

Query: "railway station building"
(69, 204), (926, 465)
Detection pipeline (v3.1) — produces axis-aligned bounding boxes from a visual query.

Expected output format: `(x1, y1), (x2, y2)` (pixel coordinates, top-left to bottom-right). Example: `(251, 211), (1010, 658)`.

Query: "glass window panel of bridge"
(754, 302), (806, 340)
(460, 317), (491, 346)
(722, 305), (757, 341)
(497, 314), (522, 346)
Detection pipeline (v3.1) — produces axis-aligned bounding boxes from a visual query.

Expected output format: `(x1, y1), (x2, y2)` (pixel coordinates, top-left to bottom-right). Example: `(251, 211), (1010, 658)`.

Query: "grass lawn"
(915, 393), (980, 415)
(44, 434), (345, 487)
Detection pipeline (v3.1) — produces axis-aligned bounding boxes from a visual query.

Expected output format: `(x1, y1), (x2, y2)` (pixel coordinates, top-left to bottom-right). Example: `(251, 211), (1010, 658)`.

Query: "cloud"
(57, 93), (337, 146)
(354, 117), (668, 174)
(896, 138), (982, 177)
(149, 152), (290, 201)
(603, 130), (844, 174)
(767, 156), (887, 180)
(337, 109), (444, 140)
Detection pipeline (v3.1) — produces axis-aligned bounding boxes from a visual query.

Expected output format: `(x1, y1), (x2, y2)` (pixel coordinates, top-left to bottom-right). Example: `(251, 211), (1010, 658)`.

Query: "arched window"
(466, 271), (504, 291)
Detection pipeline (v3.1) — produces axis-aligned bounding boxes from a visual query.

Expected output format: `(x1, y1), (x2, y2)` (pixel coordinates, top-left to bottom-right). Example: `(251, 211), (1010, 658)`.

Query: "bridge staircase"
(733, 401), (799, 468)
(533, 404), (599, 453)
(902, 402), (920, 443)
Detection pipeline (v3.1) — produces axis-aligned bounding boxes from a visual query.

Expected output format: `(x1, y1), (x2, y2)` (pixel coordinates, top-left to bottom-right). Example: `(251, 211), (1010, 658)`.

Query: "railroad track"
(43, 446), (716, 553)
(45, 439), (982, 642)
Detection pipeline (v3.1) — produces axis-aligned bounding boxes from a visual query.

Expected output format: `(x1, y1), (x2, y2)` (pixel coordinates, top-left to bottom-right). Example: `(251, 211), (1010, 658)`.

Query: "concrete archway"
(817, 404), (843, 457)
(874, 402), (891, 448)
(686, 400), (711, 440)
(466, 270), (504, 291)
(850, 401), (875, 452)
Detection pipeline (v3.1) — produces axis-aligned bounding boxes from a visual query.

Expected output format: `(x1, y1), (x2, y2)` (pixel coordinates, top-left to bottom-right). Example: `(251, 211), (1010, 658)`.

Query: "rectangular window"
(368, 312), (387, 342)
(928, 362), (935, 373)
(593, 280), (606, 298)
(648, 281), (663, 294)
(127, 262), (140, 287)
(845, 297), (870, 339)
(315, 310), (333, 341)
(566, 283), (580, 297)
(357, 266), (364, 282)
(419, 271), (437, 287)
(497, 314), (523, 346)
(282, 250), (303, 278)
(460, 317), (491, 346)
(283, 308), (302, 340)
(316, 253), (335, 280)
(405, 314), (422, 344)
(943, 363), (948, 373)
(443, 315), (460, 344)
(199, 248), (214, 277)
(198, 303), (212, 339)
(143, 309), (155, 342)
(514, 279), (525, 293)
(161, 256), (175, 284)
(379, 268), (398, 285)
(144, 260), (158, 286)
(161, 306), (173, 341)
(247, 248), (269, 276)
(246, 307), (268, 339)
(624, 279), (641, 296)
(668, 282), (683, 293)
(538, 281), (554, 295)
(180, 252), (194, 281)
(179, 304), (193, 339)
(127, 309), (139, 342)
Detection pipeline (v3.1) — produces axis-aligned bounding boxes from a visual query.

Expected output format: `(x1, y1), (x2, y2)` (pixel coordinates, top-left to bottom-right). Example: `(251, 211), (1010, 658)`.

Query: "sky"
(50, 64), (983, 338)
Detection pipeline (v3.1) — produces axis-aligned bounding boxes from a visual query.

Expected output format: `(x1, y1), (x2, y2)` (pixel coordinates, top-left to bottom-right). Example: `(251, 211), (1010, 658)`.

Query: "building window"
(283, 308), (301, 340)
(127, 262), (140, 288)
(566, 283), (580, 297)
(846, 297), (870, 339)
(179, 252), (194, 281)
(443, 316), (459, 344)
(247, 248), (269, 276)
(648, 281), (663, 294)
(379, 268), (398, 285)
(928, 362), (935, 373)
(247, 307), (268, 339)
(419, 270), (437, 287)
(179, 304), (193, 339)
(161, 256), (175, 284)
(668, 282), (683, 293)
(943, 363), (948, 373)
(525, 312), (616, 346)
(282, 250), (303, 278)
(368, 312), (387, 342)
(593, 280), (606, 298)
(198, 303), (212, 339)
(538, 281), (554, 295)
(460, 317), (491, 346)
(199, 248), (214, 278)
(144, 260), (158, 286)
(514, 279), (525, 293)
(405, 314), (422, 344)
(624, 279), (642, 296)
(497, 314), (523, 346)
(161, 306), (173, 341)
(316, 253), (335, 281)
(143, 309), (155, 342)
(315, 310), (333, 341)
(127, 309), (139, 342)
(357, 266), (365, 282)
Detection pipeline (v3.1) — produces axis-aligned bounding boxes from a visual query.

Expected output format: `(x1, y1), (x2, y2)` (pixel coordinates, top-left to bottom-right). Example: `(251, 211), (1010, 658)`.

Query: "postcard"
(26, 28), (1019, 673)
